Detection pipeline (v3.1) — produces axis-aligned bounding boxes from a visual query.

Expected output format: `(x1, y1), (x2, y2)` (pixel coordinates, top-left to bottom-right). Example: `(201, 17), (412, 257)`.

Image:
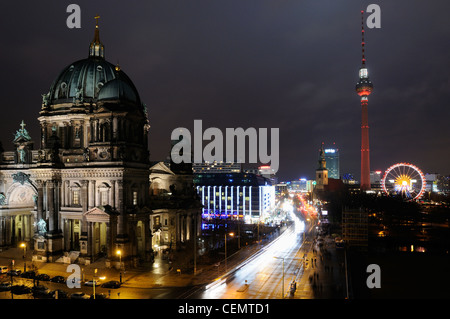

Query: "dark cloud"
(1, 0), (449, 181)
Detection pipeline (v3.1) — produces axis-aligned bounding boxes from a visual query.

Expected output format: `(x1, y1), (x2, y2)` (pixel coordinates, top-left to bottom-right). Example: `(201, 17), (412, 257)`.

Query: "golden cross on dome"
(95, 15), (100, 27)
(20, 120), (26, 131)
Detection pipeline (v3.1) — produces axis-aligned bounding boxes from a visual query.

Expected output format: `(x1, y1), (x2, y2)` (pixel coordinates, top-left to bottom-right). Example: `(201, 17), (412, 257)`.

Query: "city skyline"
(1, 1), (450, 182)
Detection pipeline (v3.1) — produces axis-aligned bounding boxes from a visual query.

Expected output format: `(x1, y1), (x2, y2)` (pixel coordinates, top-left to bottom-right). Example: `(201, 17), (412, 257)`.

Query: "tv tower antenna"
(355, 10), (374, 191)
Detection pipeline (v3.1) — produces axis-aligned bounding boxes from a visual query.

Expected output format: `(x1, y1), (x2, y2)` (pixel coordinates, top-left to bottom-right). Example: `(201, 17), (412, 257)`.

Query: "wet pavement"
(0, 222), (347, 299)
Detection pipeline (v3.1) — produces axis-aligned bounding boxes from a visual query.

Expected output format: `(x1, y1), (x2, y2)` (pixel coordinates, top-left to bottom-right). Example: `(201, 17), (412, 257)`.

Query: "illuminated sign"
(324, 149), (336, 154)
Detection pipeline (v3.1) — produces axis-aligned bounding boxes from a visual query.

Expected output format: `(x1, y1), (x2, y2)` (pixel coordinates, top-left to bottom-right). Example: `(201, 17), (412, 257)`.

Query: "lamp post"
(116, 249), (122, 283)
(225, 232), (234, 272)
(20, 243), (26, 272)
(93, 268), (97, 299)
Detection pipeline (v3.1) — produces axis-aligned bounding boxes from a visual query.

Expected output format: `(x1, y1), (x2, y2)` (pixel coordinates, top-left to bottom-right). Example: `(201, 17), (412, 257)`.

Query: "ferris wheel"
(381, 163), (426, 201)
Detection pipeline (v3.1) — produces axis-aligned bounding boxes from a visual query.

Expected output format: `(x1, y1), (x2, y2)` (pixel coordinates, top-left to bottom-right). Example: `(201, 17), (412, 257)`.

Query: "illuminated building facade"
(194, 173), (275, 223)
(324, 145), (340, 179)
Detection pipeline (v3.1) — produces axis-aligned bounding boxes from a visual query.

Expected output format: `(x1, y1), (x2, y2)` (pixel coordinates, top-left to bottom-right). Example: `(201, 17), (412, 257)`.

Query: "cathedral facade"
(0, 20), (201, 265)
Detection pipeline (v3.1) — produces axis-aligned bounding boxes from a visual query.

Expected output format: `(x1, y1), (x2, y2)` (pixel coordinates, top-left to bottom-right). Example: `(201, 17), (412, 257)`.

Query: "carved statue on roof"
(13, 120), (32, 143)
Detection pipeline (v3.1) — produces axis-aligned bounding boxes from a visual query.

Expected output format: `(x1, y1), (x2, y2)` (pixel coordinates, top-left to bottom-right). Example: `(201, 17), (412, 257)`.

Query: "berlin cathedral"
(0, 19), (201, 266)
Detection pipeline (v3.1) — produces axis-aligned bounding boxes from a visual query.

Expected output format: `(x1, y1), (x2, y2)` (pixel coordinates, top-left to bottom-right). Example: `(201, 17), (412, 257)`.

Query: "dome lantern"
(89, 15), (105, 59)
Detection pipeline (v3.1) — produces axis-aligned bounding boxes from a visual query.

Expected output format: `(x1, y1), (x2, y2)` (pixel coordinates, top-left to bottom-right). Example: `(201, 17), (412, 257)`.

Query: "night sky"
(1, 1), (450, 182)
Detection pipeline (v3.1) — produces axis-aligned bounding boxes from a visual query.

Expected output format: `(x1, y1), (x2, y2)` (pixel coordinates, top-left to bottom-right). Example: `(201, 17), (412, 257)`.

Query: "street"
(184, 210), (316, 299)
(185, 207), (346, 299)
(0, 206), (346, 300)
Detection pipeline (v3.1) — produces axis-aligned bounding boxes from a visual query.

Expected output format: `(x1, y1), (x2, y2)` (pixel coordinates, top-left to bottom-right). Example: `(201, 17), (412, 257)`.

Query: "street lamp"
(273, 256), (301, 299)
(20, 243), (26, 272)
(225, 232), (234, 272)
(116, 249), (122, 283)
(93, 268), (97, 299)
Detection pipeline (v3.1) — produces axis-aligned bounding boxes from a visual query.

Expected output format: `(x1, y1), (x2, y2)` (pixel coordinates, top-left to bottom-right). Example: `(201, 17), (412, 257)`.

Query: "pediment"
(150, 162), (175, 175)
(83, 206), (114, 223)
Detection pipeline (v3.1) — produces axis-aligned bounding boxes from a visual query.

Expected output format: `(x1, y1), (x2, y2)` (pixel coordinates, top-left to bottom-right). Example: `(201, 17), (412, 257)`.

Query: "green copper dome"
(45, 18), (141, 108)
(47, 58), (141, 106)
(97, 75), (139, 104)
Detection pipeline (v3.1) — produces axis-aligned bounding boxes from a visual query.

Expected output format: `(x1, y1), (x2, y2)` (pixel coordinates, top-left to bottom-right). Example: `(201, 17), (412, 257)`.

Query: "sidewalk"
(293, 234), (346, 299)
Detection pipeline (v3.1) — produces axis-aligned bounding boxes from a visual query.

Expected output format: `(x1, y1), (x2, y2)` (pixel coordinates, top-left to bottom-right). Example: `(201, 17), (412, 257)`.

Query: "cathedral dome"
(48, 58), (141, 106)
(44, 18), (141, 108)
(97, 74), (140, 104)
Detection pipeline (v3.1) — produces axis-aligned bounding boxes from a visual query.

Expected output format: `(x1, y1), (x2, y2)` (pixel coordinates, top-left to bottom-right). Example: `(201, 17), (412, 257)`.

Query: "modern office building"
(192, 161), (242, 174)
(370, 170), (382, 188)
(194, 173), (275, 223)
(258, 165), (278, 185)
(324, 145), (340, 179)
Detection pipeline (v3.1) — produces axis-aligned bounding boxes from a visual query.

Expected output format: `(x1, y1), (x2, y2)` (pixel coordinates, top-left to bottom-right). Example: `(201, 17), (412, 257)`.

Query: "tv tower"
(355, 10), (373, 191)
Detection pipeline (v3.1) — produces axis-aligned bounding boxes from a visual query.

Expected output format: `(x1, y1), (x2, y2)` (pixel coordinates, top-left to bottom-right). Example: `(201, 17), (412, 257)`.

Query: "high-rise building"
(370, 170), (382, 187)
(355, 11), (374, 191)
(324, 144), (340, 179)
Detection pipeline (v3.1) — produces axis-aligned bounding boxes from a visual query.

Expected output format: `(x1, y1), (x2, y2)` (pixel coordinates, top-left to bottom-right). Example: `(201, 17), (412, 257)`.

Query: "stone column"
(61, 180), (65, 207)
(36, 180), (44, 226)
(81, 180), (88, 212)
(79, 180), (89, 256)
(88, 180), (95, 208)
(186, 214), (191, 241)
(116, 180), (125, 235)
(112, 117), (118, 140)
(65, 181), (70, 207)
(47, 180), (55, 233)
(110, 180), (116, 208)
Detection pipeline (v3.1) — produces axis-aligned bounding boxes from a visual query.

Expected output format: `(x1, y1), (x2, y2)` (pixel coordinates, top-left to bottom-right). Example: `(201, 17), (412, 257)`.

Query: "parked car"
(101, 280), (121, 289)
(32, 285), (52, 299)
(35, 274), (50, 281)
(0, 282), (11, 291)
(0, 266), (8, 274)
(7, 269), (22, 276)
(70, 292), (90, 299)
(50, 289), (69, 299)
(20, 270), (36, 279)
(11, 284), (31, 295)
(84, 280), (100, 287)
(50, 276), (66, 284)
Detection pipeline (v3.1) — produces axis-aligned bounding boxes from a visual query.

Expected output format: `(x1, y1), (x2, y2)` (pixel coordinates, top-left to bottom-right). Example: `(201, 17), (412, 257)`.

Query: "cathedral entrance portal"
(82, 207), (116, 261)
(0, 181), (36, 247)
